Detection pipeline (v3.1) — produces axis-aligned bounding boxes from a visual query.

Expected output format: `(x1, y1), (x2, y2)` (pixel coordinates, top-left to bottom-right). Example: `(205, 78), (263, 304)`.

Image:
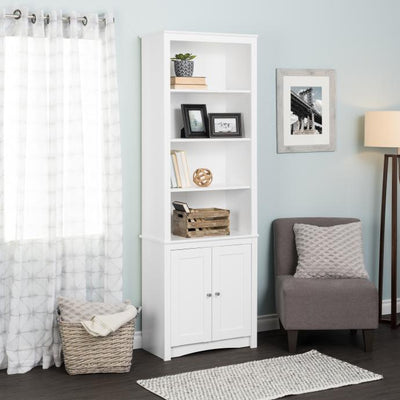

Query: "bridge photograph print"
(276, 69), (336, 153)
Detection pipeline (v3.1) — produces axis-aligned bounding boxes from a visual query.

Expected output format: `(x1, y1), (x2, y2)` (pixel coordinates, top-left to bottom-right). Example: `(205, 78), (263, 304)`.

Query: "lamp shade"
(365, 111), (400, 148)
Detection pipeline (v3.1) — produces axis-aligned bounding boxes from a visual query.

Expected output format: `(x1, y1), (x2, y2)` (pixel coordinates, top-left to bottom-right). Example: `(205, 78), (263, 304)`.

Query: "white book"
(173, 150), (191, 188)
(170, 151), (182, 188)
(180, 151), (191, 187)
(170, 155), (178, 188)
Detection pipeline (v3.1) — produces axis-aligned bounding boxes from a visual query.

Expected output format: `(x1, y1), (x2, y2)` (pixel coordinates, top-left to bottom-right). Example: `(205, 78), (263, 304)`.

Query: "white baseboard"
(257, 313), (280, 332)
(381, 298), (400, 315)
(133, 330), (142, 349)
(134, 300), (397, 350)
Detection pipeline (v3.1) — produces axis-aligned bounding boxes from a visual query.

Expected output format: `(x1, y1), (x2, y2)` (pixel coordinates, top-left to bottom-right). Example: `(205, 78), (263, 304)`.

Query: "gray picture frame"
(276, 69), (336, 153)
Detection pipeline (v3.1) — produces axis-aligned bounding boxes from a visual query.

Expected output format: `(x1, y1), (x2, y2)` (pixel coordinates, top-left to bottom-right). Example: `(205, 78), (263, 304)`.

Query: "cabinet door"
(212, 244), (252, 341)
(171, 248), (212, 346)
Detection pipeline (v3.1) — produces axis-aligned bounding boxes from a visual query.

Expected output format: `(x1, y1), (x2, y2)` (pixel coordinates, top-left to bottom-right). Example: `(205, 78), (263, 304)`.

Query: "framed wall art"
(276, 69), (336, 153)
(209, 113), (242, 137)
(181, 104), (209, 138)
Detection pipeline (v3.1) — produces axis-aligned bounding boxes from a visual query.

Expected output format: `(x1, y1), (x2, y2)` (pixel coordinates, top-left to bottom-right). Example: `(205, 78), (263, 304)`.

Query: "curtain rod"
(4, 9), (113, 25)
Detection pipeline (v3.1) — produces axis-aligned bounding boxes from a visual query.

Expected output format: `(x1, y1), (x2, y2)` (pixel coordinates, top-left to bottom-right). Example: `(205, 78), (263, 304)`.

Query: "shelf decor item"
(193, 168), (213, 187)
(181, 104), (209, 138)
(171, 149), (191, 187)
(172, 201), (190, 213)
(171, 53), (196, 77)
(209, 113), (242, 137)
(364, 111), (400, 329)
(170, 76), (207, 90)
(172, 208), (230, 238)
(276, 69), (336, 153)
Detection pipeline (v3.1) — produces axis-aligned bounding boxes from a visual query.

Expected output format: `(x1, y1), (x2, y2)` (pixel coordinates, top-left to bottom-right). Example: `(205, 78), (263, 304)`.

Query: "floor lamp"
(365, 111), (400, 329)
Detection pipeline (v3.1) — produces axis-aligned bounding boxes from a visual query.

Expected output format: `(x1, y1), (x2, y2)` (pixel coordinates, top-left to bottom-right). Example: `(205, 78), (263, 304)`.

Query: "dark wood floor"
(2, 324), (400, 400)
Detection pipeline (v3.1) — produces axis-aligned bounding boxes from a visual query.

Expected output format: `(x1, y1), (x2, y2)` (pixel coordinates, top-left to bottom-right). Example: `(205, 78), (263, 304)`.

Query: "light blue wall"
(19, 0), (400, 320)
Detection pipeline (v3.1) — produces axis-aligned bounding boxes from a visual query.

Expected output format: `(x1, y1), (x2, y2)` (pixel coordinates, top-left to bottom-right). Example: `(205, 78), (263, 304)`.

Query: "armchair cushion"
(276, 275), (378, 330)
(293, 221), (369, 279)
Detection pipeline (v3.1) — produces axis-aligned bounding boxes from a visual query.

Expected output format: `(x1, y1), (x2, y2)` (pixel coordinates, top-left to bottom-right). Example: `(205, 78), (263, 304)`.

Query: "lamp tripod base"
(380, 314), (400, 328)
(379, 154), (400, 329)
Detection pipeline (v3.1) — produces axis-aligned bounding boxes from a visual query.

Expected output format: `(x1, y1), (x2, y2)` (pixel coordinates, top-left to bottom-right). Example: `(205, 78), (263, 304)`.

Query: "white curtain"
(0, 8), (123, 374)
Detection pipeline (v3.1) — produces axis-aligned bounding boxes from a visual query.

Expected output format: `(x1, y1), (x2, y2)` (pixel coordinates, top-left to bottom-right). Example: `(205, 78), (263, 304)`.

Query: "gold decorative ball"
(193, 168), (213, 187)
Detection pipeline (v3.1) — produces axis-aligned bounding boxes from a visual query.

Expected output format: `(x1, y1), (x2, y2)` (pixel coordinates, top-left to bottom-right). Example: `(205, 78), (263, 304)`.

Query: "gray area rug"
(137, 350), (382, 400)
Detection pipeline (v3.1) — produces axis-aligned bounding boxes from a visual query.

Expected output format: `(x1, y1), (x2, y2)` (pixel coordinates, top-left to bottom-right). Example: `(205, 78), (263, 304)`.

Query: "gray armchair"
(273, 217), (378, 353)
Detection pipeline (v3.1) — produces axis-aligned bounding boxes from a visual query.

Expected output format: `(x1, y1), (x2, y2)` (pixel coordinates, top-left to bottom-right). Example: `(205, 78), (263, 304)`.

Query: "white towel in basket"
(81, 304), (138, 337)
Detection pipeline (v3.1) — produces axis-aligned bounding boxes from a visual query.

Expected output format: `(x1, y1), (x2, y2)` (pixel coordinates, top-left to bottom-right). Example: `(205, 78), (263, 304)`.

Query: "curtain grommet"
(13, 9), (22, 20)
(31, 13), (36, 24)
(82, 16), (87, 26)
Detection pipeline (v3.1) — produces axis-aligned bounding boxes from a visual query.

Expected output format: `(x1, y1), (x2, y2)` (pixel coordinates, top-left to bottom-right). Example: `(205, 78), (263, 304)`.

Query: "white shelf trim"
(170, 138), (251, 143)
(170, 232), (258, 244)
(165, 30), (258, 38)
(140, 232), (258, 244)
(171, 89), (251, 94)
(170, 185), (250, 193)
(165, 31), (258, 44)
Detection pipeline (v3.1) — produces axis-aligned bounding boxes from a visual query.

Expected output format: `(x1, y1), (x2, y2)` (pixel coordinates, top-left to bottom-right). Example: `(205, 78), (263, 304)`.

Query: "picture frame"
(181, 104), (209, 138)
(276, 69), (336, 153)
(209, 113), (242, 137)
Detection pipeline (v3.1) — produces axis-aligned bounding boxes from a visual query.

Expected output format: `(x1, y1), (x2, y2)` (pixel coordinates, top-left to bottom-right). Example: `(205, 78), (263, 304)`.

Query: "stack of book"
(171, 150), (191, 188)
(170, 76), (207, 90)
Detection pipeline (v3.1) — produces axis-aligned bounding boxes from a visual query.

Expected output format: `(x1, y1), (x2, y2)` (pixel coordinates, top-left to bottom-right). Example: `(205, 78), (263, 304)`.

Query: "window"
(3, 36), (104, 241)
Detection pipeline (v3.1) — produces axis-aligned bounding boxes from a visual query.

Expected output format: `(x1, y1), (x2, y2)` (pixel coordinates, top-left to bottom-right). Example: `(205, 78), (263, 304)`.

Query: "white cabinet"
(171, 248), (212, 346)
(141, 31), (257, 361)
(171, 245), (251, 348)
(212, 245), (252, 341)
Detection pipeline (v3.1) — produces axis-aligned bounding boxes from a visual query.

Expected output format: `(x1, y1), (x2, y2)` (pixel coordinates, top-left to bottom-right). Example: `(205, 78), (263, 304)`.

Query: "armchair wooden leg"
(287, 330), (298, 353)
(362, 329), (374, 352)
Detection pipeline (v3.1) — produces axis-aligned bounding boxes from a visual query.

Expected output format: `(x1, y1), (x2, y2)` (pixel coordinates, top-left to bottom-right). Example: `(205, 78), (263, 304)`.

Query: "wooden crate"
(172, 208), (230, 238)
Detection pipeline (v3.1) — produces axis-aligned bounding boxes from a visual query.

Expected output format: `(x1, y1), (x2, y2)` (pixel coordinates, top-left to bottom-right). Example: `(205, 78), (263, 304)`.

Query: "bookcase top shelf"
(163, 31), (258, 44)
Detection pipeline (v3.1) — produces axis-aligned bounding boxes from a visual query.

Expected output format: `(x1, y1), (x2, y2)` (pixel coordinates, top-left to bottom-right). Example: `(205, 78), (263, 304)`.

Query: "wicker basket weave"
(59, 316), (137, 375)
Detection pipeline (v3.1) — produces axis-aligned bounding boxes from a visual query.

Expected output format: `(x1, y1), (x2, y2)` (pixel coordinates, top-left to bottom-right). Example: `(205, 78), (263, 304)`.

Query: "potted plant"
(171, 53), (196, 77)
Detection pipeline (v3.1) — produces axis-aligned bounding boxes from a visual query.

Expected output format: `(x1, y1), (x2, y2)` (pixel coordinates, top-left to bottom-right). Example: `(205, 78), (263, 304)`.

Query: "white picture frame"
(276, 69), (336, 153)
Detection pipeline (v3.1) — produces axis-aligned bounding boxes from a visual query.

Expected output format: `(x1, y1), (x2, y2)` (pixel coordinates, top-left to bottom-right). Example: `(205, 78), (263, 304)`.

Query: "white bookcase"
(141, 31), (258, 361)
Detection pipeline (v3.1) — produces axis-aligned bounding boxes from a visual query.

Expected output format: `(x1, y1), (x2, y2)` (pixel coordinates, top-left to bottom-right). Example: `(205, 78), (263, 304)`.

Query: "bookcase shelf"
(170, 231), (257, 244)
(171, 89), (251, 94)
(141, 31), (258, 361)
(170, 185), (251, 193)
(170, 91), (252, 139)
(170, 138), (251, 143)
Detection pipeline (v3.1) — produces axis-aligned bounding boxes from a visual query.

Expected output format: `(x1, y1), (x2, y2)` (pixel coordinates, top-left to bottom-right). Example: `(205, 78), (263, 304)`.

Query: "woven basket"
(59, 317), (136, 375)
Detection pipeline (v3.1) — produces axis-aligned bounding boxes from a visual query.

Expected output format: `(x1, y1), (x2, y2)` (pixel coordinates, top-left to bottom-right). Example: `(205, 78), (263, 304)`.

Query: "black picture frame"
(209, 113), (242, 137)
(181, 104), (209, 138)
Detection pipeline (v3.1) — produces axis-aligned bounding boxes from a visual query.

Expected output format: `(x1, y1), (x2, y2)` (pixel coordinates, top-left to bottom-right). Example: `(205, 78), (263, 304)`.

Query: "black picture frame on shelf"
(181, 104), (209, 138)
(209, 113), (242, 137)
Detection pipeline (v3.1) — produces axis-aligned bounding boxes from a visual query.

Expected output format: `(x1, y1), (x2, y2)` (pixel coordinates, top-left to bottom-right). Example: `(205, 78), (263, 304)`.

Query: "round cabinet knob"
(206, 293), (212, 297)
(215, 292), (221, 296)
